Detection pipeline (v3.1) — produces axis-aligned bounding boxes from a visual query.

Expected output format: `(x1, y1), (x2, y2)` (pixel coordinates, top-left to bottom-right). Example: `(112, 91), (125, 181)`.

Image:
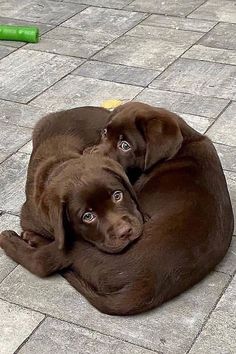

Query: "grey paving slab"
(0, 99), (47, 128)
(126, 0), (206, 17)
(0, 49), (82, 103)
(216, 237), (236, 276)
(63, 7), (147, 38)
(0, 45), (15, 59)
(26, 26), (113, 58)
(142, 14), (216, 32)
(0, 268), (229, 353)
(0, 121), (32, 156)
(0, 151), (8, 163)
(0, 0), (86, 25)
(224, 171), (236, 235)
(0, 17), (55, 48)
(0, 213), (21, 283)
(150, 58), (236, 100)
(74, 60), (160, 86)
(31, 75), (142, 111)
(183, 45), (236, 66)
(180, 113), (213, 134)
(56, 0), (133, 10)
(94, 35), (195, 71)
(19, 141), (33, 155)
(0, 299), (44, 354)
(189, 0), (236, 23)
(207, 103), (236, 146)
(18, 317), (155, 354)
(200, 23), (236, 51)
(189, 275), (236, 354)
(127, 24), (203, 44)
(0, 152), (29, 215)
(135, 89), (229, 118)
(214, 143), (236, 173)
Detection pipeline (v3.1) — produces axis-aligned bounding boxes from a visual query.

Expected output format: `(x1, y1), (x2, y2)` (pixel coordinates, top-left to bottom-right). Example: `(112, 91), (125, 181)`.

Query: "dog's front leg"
(0, 230), (72, 277)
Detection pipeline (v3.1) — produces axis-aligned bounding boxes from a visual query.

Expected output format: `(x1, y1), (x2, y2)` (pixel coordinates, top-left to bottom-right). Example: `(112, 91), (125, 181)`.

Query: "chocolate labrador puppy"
(0, 107), (143, 267)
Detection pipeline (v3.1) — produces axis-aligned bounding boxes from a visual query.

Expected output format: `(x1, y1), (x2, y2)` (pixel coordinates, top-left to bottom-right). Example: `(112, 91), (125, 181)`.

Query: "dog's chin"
(95, 232), (141, 254)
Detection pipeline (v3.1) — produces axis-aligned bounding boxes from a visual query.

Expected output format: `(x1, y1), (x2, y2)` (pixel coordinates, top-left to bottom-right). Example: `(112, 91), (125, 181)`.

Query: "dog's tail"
(62, 270), (156, 316)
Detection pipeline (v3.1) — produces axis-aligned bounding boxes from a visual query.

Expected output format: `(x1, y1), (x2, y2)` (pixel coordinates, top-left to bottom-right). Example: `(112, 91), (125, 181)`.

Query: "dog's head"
(92, 102), (183, 172)
(39, 155), (143, 253)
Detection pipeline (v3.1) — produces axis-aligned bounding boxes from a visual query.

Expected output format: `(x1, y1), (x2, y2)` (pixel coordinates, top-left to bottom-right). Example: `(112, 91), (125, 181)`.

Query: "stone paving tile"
(0, 45), (16, 59)
(31, 75), (142, 111)
(189, 0), (236, 23)
(0, 49), (82, 103)
(189, 274), (236, 354)
(142, 14), (216, 32)
(63, 7), (147, 38)
(94, 35), (196, 71)
(0, 99), (47, 128)
(126, 0), (206, 17)
(0, 17), (55, 48)
(183, 45), (236, 66)
(74, 60), (160, 86)
(0, 299), (44, 354)
(0, 0), (86, 25)
(135, 89), (229, 118)
(18, 317), (155, 354)
(0, 268), (229, 353)
(57, 0), (134, 10)
(0, 121), (32, 156)
(224, 171), (236, 235)
(26, 26), (113, 58)
(207, 103), (236, 146)
(200, 23), (236, 51)
(0, 213), (21, 283)
(179, 113), (213, 134)
(19, 140), (33, 154)
(216, 237), (236, 276)
(213, 143), (236, 173)
(0, 152), (29, 215)
(150, 58), (236, 100)
(0, 151), (9, 163)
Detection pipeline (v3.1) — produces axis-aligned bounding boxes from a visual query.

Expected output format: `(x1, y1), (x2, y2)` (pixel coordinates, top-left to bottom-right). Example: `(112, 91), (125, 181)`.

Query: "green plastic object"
(0, 25), (39, 43)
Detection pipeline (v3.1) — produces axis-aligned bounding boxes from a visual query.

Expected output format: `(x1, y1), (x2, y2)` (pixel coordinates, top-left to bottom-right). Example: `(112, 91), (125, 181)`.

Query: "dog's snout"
(116, 224), (132, 239)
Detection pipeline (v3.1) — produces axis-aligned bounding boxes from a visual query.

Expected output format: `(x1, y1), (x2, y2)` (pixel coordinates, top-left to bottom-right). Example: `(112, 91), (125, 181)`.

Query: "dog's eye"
(118, 140), (131, 152)
(82, 211), (96, 224)
(112, 190), (123, 203)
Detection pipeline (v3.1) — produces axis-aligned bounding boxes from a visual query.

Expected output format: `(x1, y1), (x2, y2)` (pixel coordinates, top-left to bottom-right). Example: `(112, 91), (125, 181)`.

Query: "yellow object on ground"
(101, 99), (123, 110)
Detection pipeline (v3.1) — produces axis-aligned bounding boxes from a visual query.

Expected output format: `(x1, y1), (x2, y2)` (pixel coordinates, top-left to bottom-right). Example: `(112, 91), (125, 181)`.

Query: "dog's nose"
(116, 224), (132, 239)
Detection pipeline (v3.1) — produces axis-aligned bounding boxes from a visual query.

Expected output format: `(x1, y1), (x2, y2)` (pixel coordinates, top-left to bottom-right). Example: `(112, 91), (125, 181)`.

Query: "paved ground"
(0, 1), (235, 353)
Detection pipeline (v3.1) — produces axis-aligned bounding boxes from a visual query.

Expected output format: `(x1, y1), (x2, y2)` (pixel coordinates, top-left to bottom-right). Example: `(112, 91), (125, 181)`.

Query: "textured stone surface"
(183, 45), (236, 66)
(0, 45), (15, 59)
(126, 0), (206, 16)
(0, 268), (229, 353)
(26, 26), (113, 58)
(74, 60), (160, 86)
(214, 143), (236, 173)
(0, 299), (44, 354)
(142, 14), (216, 32)
(31, 75), (142, 111)
(18, 317), (155, 354)
(0, 121), (31, 156)
(60, 0), (133, 9)
(94, 35), (197, 70)
(0, 99), (47, 128)
(0, 0), (86, 25)
(189, 275), (236, 354)
(207, 103), (236, 146)
(135, 89), (228, 118)
(216, 237), (236, 276)
(224, 171), (236, 235)
(0, 153), (29, 214)
(0, 49), (82, 103)
(180, 113), (213, 134)
(150, 58), (236, 100)
(0, 213), (21, 283)
(63, 7), (147, 37)
(189, 0), (236, 23)
(200, 23), (236, 51)
(19, 140), (33, 154)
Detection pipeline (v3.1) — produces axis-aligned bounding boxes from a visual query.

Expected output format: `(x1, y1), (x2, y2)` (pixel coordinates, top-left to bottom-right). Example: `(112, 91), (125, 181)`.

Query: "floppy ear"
(48, 195), (67, 250)
(135, 111), (183, 170)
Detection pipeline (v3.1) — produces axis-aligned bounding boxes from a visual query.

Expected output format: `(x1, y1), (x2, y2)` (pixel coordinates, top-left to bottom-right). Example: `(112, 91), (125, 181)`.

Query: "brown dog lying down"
(0, 107), (143, 260)
(0, 102), (234, 316)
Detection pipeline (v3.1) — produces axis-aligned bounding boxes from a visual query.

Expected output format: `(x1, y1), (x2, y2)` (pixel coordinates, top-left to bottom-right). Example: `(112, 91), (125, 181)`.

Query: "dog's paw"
(0, 230), (19, 249)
